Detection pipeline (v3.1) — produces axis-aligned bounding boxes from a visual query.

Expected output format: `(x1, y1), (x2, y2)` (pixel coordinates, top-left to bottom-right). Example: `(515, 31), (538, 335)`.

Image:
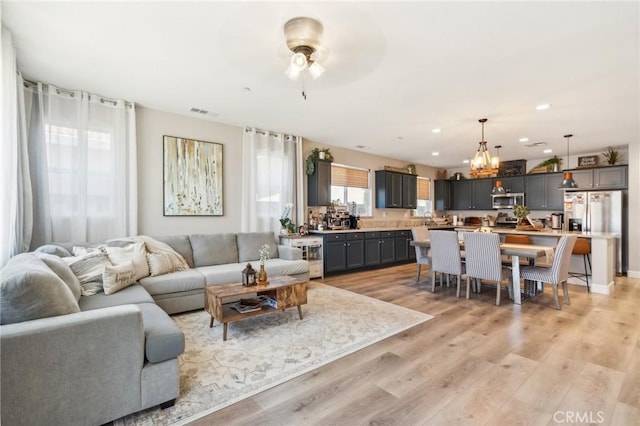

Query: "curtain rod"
(21, 76), (131, 107)
(245, 127), (298, 140)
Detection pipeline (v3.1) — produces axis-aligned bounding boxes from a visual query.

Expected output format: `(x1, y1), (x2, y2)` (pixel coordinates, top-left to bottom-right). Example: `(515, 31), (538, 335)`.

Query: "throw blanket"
(107, 235), (190, 271)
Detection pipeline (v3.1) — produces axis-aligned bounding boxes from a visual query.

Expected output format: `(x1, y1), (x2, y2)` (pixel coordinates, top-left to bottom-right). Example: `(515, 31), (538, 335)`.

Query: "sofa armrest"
(277, 245), (303, 260)
(1, 305), (145, 426)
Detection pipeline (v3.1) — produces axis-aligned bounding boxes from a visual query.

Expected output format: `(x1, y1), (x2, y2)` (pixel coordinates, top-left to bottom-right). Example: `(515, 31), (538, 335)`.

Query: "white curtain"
(1, 27), (31, 266)
(26, 84), (138, 244)
(241, 127), (302, 234)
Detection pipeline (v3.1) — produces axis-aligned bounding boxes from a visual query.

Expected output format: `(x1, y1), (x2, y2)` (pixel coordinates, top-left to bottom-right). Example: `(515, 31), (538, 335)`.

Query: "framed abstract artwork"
(163, 135), (223, 216)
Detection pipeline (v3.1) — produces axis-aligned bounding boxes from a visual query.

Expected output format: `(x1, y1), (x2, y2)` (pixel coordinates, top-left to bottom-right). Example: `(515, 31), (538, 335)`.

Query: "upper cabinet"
(493, 176), (525, 193)
(525, 172), (564, 210)
(568, 165), (627, 190)
(451, 178), (493, 210)
(307, 159), (332, 206)
(434, 180), (451, 211)
(375, 171), (417, 209)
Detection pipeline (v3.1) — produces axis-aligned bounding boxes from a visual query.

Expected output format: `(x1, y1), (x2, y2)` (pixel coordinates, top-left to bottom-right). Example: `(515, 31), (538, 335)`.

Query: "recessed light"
(543, 149), (553, 154)
(397, 136), (404, 140)
(432, 128), (441, 134)
(432, 152), (439, 156)
(536, 103), (551, 111)
(242, 87), (251, 93)
(463, 159), (470, 164)
(519, 137), (529, 143)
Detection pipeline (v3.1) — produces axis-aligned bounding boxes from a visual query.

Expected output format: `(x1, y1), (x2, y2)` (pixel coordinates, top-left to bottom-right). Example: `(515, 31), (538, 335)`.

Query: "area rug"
(116, 282), (432, 425)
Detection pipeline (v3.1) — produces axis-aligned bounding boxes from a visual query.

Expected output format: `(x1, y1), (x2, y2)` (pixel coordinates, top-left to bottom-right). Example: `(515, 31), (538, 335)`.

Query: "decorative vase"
(258, 264), (268, 284)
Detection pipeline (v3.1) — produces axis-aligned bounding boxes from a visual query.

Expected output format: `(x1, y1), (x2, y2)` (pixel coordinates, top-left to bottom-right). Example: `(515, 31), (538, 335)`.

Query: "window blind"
(417, 177), (430, 200)
(331, 164), (369, 189)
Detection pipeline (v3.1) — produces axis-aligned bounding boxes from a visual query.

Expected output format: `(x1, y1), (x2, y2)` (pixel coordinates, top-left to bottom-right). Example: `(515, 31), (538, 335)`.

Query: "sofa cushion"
(104, 242), (150, 280)
(79, 283), (154, 311)
(262, 258), (309, 276)
(138, 269), (205, 296)
(196, 263), (246, 285)
(33, 252), (82, 301)
(102, 261), (137, 295)
(153, 235), (194, 268)
(189, 233), (238, 267)
(137, 303), (185, 363)
(237, 232), (278, 263)
(0, 253), (80, 325)
(34, 244), (72, 257)
(63, 251), (112, 296)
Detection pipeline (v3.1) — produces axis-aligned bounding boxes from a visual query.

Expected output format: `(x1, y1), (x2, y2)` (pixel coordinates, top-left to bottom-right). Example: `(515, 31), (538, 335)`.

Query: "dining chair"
(464, 232), (513, 305)
(429, 230), (464, 296)
(519, 235), (578, 310)
(411, 227), (431, 283)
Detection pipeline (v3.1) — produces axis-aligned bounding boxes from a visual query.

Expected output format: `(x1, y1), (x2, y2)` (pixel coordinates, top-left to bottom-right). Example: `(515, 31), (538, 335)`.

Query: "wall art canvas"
(163, 135), (223, 216)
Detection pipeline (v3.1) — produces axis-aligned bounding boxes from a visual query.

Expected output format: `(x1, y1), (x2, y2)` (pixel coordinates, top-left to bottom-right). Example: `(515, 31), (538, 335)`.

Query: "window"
(330, 164), (371, 216)
(415, 177), (432, 217)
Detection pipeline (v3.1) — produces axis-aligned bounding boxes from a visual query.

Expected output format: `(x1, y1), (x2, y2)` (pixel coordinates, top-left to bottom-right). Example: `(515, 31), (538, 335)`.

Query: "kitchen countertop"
(453, 226), (620, 240)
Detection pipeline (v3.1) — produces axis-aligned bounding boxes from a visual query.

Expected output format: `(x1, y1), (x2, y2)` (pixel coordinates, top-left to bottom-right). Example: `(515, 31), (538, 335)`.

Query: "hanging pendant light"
(559, 134), (578, 190)
(470, 118), (499, 178)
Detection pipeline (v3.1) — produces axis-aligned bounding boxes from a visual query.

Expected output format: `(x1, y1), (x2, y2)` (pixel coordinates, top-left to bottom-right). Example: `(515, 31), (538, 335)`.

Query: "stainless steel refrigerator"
(564, 190), (627, 274)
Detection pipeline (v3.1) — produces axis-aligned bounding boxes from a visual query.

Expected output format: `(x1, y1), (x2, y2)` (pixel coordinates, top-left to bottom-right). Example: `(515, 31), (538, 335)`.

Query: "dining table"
(410, 239), (555, 304)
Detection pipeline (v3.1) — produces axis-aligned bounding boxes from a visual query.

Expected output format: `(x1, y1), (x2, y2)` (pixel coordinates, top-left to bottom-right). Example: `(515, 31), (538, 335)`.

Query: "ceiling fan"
(283, 17), (327, 98)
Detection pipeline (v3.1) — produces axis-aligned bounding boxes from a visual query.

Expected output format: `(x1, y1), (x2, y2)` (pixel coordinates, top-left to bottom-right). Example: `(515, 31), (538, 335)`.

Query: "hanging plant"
(305, 148), (334, 175)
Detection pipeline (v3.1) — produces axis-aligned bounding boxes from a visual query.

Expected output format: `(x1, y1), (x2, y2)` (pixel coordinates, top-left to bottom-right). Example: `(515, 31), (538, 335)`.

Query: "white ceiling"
(3, 1), (639, 168)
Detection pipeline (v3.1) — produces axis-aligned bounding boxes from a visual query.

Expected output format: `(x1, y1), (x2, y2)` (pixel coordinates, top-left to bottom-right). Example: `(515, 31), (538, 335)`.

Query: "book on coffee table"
(231, 302), (262, 314)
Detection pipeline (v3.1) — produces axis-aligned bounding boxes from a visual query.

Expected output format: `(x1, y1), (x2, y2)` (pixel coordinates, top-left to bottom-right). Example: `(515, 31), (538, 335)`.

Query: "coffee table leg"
(297, 305), (303, 320)
(209, 315), (214, 328)
(223, 322), (228, 341)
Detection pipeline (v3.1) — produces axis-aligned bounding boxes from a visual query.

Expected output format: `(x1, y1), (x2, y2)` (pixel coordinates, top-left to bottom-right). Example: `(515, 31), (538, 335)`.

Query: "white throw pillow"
(102, 261), (137, 295)
(147, 252), (177, 277)
(72, 246), (103, 257)
(63, 251), (112, 296)
(104, 242), (150, 280)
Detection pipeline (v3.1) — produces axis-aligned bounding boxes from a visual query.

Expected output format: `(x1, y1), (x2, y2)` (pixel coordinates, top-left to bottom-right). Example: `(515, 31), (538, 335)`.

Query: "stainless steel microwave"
(491, 193), (525, 209)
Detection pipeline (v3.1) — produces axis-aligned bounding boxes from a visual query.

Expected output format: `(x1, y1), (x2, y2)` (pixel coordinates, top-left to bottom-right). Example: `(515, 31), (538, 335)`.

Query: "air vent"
(190, 107), (209, 114)
(524, 141), (548, 147)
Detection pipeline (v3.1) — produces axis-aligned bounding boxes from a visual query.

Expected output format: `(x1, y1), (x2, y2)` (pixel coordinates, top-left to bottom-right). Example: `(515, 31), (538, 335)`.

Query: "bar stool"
(570, 238), (591, 292)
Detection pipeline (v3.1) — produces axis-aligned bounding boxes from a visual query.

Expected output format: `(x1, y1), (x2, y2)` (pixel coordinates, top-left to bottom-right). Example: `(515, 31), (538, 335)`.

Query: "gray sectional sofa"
(0, 232), (308, 426)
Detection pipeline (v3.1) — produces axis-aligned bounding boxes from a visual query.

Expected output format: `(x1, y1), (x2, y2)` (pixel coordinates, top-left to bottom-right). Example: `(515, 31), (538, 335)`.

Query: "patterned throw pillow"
(104, 242), (150, 280)
(102, 261), (136, 295)
(63, 251), (112, 296)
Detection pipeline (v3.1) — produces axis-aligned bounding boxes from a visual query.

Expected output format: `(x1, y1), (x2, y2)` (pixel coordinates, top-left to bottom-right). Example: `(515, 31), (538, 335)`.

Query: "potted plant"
(306, 148), (334, 175)
(513, 204), (530, 226)
(533, 155), (562, 172)
(602, 146), (620, 165)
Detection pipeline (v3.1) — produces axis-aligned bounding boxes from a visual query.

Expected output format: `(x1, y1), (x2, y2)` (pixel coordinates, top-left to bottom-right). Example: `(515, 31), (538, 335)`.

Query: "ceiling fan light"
(308, 61), (324, 79)
(285, 64), (302, 80)
(291, 52), (308, 69)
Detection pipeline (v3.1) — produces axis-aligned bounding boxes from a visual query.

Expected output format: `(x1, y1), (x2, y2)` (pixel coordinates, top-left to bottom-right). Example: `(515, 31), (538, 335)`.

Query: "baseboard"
(628, 270), (640, 279)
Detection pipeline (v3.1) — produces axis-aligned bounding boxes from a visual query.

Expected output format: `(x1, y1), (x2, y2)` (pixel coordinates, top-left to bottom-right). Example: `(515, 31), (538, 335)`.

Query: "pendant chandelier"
(559, 134), (578, 190)
(470, 118), (499, 178)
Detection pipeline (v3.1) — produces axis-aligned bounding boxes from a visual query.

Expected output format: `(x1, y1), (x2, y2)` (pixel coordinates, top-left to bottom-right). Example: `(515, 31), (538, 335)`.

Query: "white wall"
(628, 142), (639, 277)
(136, 107), (243, 236)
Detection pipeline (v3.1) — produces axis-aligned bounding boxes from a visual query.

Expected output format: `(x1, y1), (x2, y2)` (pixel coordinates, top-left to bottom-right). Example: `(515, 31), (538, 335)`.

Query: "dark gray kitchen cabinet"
(375, 171), (417, 209)
(451, 179), (493, 210)
(323, 232), (364, 273)
(434, 180), (451, 211)
(568, 165), (627, 190)
(364, 231), (396, 266)
(307, 159), (332, 206)
(395, 230), (412, 261)
(525, 172), (563, 210)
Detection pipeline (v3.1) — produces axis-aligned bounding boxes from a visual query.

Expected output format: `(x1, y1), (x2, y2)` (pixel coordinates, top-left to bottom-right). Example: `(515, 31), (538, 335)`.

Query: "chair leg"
(584, 254), (591, 292)
(476, 278), (481, 294)
(562, 281), (571, 305)
(416, 264), (421, 282)
(431, 270), (436, 293)
(496, 280), (501, 306)
(466, 276), (471, 299)
(456, 275), (461, 298)
(552, 283), (561, 310)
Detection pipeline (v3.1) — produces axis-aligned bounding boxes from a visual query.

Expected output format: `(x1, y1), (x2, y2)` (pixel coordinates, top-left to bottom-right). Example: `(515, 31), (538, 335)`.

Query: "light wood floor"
(193, 265), (640, 426)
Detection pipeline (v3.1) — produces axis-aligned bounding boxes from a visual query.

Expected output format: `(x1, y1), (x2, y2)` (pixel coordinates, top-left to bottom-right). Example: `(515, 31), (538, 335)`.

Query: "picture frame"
(577, 155), (599, 168)
(163, 135), (223, 216)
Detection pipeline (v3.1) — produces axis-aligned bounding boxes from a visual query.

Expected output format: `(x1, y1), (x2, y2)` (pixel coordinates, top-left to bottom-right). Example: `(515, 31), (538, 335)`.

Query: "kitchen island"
(456, 227), (620, 295)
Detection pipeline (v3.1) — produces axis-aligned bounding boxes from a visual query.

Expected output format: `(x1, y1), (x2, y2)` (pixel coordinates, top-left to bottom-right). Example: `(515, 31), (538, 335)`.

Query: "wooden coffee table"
(204, 275), (308, 341)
